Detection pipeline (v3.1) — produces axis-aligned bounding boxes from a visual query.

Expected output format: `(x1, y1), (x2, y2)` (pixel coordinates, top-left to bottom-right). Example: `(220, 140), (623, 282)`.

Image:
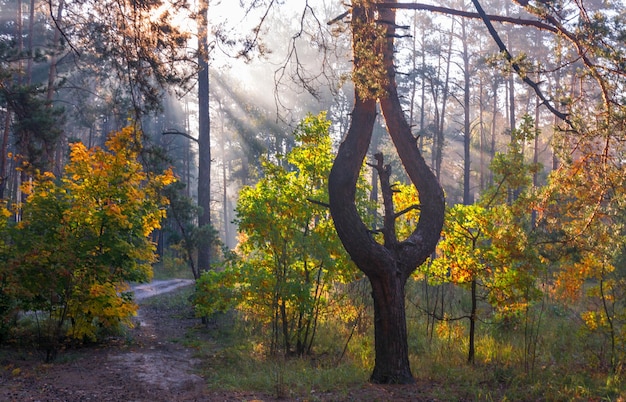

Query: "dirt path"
(131, 279), (195, 301)
(0, 280), (209, 402)
(0, 280), (438, 401)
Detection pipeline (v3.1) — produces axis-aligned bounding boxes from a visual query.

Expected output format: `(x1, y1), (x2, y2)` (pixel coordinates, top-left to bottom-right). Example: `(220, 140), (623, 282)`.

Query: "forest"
(1, 0), (626, 400)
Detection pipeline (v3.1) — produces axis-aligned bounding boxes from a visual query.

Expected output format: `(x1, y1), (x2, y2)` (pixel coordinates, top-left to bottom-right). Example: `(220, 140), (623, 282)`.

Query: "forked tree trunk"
(329, 1), (445, 384)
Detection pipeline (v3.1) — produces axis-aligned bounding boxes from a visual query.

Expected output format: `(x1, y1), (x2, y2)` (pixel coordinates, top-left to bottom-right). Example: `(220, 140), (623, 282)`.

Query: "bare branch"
(510, 0), (620, 110)
(394, 205), (421, 219)
(376, 2), (559, 34)
(47, 0), (81, 56)
(327, 10), (350, 26)
(306, 198), (330, 208)
(469, 0), (569, 122)
(162, 130), (198, 143)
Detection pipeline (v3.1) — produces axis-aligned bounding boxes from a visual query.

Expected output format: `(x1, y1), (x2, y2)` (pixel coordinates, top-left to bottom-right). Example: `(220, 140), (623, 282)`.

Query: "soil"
(0, 281), (442, 402)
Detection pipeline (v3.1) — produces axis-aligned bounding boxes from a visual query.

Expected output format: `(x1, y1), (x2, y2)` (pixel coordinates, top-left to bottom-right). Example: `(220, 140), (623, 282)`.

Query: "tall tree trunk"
(479, 75), (485, 192)
(217, 99), (231, 249)
(408, 12), (419, 140)
(26, 0), (35, 85)
(46, 0), (64, 102)
(329, 1), (445, 384)
(434, 22), (453, 179)
(197, 0), (211, 274)
(0, 112), (10, 199)
(468, 278), (477, 364)
(489, 79), (498, 186)
(418, 25), (426, 153)
(552, 38), (563, 171)
(48, 0), (65, 175)
(461, 19), (472, 205)
(505, 2), (516, 136)
(369, 121), (383, 227)
(17, 0), (23, 85)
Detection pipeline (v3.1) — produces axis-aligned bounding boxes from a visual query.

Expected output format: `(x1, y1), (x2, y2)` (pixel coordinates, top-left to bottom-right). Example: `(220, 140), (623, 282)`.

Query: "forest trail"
(131, 278), (195, 301)
(0, 279), (210, 401)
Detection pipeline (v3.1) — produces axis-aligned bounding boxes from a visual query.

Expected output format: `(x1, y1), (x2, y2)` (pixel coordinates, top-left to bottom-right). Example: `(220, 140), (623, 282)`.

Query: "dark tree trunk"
(26, 0), (35, 85)
(0, 112), (10, 199)
(468, 278), (477, 364)
(369, 270), (412, 383)
(328, 1), (445, 384)
(48, 0), (65, 176)
(197, 0), (211, 273)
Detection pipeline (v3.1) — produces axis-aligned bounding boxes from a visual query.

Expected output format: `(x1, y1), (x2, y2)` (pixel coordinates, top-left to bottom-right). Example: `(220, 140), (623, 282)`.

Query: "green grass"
(151, 255), (195, 280)
(139, 285), (195, 310)
(142, 280), (626, 401)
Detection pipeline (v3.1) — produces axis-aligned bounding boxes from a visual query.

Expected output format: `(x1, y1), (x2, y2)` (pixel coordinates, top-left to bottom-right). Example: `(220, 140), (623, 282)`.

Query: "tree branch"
(47, 0), (81, 57)
(510, 0), (618, 111)
(306, 198), (330, 208)
(468, 0), (569, 122)
(376, 2), (559, 34)
(162, 130), (198, 143)
(327, 10), (350, 26)
(375, 1), (569, 122)
(370, 153), (397, 249)
(394, 204), (421, 219)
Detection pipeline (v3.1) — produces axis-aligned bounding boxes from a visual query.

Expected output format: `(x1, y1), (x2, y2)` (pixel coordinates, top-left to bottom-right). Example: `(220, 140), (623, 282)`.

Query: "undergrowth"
(177, 281), (626, 401)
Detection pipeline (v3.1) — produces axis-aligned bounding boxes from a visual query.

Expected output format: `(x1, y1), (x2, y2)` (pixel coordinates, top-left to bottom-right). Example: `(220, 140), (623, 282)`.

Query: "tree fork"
(329, 0), (444, 384)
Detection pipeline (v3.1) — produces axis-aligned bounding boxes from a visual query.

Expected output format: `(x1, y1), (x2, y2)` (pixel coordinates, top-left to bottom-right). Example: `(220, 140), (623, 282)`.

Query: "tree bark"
(0, 112), (10, 199)
(197, 0), (211, 274)
(461, 18), (472, 205)
(328, 1), (444, 384)
(26, 0), (35, 85)
(48, 0), (65, 176)
(434, 22), (453, 179)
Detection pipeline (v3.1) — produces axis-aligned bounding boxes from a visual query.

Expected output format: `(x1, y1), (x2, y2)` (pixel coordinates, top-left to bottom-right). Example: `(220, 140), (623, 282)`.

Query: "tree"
(195, 112), (363, 355)
(196, 0), (212, 274)
(0, 126), (174, 360)
(328, 1), (445, 383)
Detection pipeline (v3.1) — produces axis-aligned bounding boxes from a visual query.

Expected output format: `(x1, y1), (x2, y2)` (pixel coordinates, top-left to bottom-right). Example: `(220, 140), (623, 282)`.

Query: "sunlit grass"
(146, 279), (626, 401)
(152, 254), (195, 280)
(190, 312), (369, 399)
(139, 284), (194, 310)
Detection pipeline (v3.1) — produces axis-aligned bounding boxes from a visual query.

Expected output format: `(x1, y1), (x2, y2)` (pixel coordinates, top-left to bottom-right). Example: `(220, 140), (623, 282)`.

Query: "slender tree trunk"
(462, 19), (472, 205)
(552, 38), (563, 171)
(435, 22), (454, 179)
(48, 0), (65, 175)
(507, 74), (515, 134)
(184, 99), (191, 197)
(0, 112), (10, 199)
(46, 0), (64, 101)
(479, 76), (485, 192)
(505, 2), (516, 136)
(17, 0), (23, 85)
(408, 13), (418, 138)
(369, 121), (383, 227)
(468, 278), (477, 364)
(533, 87), (540, 189)
(197, 0), (211, 273)
(26, 0), (35, 85)
(221, 130), (230, 248)
(490, 80), (498, 185)
(419, 26), (426, 153)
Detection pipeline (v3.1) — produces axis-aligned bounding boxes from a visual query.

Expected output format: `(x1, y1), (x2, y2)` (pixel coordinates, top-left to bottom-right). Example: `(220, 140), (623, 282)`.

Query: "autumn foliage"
(195, 113), (366, 356)
(0, 126), (174, 359)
